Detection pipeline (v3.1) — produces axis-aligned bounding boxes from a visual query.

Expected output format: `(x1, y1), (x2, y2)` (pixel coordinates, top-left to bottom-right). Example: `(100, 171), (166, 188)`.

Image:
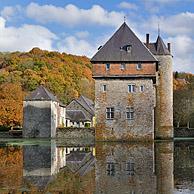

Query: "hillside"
(0, 48), (94, 126)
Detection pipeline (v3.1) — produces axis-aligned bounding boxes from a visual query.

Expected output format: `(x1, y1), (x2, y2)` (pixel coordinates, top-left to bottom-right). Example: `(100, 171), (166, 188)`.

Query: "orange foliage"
(173, 78), (188, 91)
(0, 83), (25, 126)
(0, 146), (23, 190)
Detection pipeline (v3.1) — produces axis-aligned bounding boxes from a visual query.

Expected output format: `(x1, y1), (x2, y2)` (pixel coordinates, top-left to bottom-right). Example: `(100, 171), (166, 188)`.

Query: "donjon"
(91, 22), (173, 141)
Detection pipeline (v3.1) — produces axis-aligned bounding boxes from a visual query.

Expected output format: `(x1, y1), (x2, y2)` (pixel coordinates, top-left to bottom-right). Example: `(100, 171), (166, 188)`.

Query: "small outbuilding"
(66, 96), (95, 127)
(23, 86), (66, 138)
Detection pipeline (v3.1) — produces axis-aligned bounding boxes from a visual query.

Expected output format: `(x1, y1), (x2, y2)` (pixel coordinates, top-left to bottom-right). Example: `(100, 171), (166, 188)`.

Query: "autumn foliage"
(0, 146), (23, 190)
(0, 48), (94, 127)
(0, 83), (25, 126)
(173, 72), (194, 127)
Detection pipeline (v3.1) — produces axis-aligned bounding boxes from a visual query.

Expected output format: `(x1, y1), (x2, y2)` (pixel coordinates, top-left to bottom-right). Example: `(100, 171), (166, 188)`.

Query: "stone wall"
(155, 55), (173, 139)
(23, 101), (55, 138)
(174, 127), (194, 137)
(95, 78), (155, 140)
(56, 127), (95, 140)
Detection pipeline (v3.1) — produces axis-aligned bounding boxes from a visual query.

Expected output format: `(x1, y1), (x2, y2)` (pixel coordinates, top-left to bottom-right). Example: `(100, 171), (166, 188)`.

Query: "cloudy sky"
(0, 0), (194, 72)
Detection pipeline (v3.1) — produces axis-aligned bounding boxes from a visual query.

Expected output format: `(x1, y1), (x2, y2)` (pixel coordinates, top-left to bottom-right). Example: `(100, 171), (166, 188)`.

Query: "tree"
(0, 83), (25, 126)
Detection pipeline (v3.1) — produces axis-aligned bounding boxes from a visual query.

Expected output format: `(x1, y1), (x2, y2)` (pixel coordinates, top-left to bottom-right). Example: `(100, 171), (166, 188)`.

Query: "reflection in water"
(174, 142), (194, 193)
(95, 143), (157, 194)
(155, 142), (174, 194)
(0, 140), (194, 193)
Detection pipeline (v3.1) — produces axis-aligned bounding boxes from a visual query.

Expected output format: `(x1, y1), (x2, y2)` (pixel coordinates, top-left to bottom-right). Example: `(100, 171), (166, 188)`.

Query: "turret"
(146, 35), (173, 139)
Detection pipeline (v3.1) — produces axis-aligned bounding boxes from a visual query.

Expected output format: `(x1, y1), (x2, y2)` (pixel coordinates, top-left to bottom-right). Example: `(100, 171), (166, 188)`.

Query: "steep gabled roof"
(66, 95), (95, 116)
(147, 36), (171, 55)
(66, 110), (90, 122)
(25, 86), (58, 101)
(78, 96), (95, 115)
(91, 22), (157, 62)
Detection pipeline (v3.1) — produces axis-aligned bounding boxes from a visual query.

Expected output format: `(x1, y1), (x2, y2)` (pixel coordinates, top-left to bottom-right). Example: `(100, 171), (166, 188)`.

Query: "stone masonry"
(155, 55), (173, 139)
(23, 101), (57, 138)
(95, 78), (155, 140)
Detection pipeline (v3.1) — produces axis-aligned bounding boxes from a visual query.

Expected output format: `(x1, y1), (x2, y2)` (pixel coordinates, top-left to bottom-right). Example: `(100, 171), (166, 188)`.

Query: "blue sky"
(0, 0), (194, 72)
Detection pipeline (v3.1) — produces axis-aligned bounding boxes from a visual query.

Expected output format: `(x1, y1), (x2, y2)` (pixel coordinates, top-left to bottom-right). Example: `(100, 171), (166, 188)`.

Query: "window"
(121, 63), (126, 70)
(126, 45), (132, 53)
(140, 85), (144, 92)
(107, 162), (115, 176)
(102, 84), (107, 92)
(106, 107), (114, 119)
(128, 84), (135, 93)
(106, 63), (110, 71)
(137, 63), (142, 70)
(126, 161), (135, 176)
(126, 107), (134, 120)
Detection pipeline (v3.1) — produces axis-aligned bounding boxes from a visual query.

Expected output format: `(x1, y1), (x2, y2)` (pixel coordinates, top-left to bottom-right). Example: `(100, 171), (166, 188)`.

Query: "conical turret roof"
(155, 36), (171, 55)
(147, 36), (171, 55)
(91, 22), (157, 62)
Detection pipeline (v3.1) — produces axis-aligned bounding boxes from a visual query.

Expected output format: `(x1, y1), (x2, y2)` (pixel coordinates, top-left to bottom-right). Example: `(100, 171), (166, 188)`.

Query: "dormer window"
(126, 45), (132, 53)
(137, 63), (142, 70)
(120, 45), (132, 53)
(106, 63), (110, 71)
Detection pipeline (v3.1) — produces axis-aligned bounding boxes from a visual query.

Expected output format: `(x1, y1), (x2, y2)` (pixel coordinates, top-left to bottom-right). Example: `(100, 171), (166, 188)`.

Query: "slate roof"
(66, 95), (95, 117)
(146, 36), (171, 55)
(91, 22), (157, 62)
(66, 110), (90, 122)
(25, 86), (58, 101)
(77, 96), (95, 116)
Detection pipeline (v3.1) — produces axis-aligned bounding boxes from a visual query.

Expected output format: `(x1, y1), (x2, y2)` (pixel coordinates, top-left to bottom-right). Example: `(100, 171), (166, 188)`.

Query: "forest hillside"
(0, 48), (94, 126)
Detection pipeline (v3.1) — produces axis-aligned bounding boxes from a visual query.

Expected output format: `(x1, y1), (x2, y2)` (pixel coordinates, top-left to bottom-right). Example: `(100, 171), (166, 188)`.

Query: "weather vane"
(124, 16), (126, 22)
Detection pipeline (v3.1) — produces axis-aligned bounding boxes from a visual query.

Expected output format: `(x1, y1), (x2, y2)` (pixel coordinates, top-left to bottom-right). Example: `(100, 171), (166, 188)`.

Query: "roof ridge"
(75, 99), (94, 115)
(79, 96), (94, 112)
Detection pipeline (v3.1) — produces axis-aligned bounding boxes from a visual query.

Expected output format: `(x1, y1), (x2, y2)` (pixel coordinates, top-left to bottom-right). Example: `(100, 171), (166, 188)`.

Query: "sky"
(0, 0), (194, 72)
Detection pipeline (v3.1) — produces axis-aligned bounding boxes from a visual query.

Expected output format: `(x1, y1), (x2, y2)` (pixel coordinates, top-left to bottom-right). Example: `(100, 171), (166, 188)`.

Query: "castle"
(91, 22), (173, 141)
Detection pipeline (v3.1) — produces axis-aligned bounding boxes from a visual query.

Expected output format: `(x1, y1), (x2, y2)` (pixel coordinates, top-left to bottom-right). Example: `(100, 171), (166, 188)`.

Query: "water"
(0, 139), (193, 194)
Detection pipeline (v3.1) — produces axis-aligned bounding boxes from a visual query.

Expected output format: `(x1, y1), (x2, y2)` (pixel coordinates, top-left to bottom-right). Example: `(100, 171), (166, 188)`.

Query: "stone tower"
(146, 35), (173, 139)
(91, 22), (158, 141)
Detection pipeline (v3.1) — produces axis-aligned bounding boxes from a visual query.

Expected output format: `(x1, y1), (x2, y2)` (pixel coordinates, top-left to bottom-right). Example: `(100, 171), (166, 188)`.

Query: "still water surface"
(0, 139), (193, 194)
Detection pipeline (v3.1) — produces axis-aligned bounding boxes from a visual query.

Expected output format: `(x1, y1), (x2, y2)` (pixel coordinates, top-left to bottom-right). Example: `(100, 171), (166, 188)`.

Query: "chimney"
(146, 34), (149, 47)
(167, 43), (171, 53)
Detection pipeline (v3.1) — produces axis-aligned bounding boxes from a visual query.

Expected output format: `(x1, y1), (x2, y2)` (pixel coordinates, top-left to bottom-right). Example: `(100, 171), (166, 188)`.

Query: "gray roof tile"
(91, 22), (157, 62)
(66, 110), (90, 122)
(25, 86), (58, 101)
(146, 36), (171, 55)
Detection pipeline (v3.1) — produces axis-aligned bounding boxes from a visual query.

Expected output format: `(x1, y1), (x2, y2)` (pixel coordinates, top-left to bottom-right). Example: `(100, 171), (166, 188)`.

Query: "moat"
(0, 138), (193, 193)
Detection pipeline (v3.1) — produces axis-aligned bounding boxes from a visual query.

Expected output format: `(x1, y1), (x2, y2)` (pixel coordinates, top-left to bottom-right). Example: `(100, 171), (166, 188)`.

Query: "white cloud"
(57, 35), (96, 57)
(146, 12), (194, 36)
(119, 2), (138, 10)
(1, 5), (21, 20)
(75, 31), (89, 39)
(166, 35), (194, 73)
(0, 17), (56, 52)
(26, 3), (124, 27)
